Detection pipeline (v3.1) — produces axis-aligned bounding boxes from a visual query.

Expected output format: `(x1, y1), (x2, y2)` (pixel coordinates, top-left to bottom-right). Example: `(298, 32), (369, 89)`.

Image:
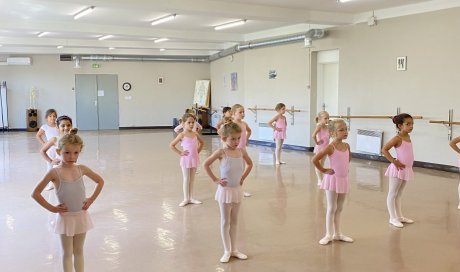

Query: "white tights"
(218, 202), (241, 253)
(315, 157), (326, 182)
(324, 190), (346, 237)
(181, 167), (196, 201)
(275, 139), (284, 164)
(387, 177), (407, 220)
(60, 233), (86, 272)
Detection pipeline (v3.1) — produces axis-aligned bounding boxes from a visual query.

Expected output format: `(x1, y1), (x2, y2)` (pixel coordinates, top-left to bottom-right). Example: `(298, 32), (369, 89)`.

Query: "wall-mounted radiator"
(356, 129), (383, 155)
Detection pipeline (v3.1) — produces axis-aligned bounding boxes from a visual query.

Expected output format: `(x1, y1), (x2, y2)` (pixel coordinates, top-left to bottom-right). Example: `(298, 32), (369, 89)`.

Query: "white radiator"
(356, 129), (383, 155)
(258, 123), (273, 141)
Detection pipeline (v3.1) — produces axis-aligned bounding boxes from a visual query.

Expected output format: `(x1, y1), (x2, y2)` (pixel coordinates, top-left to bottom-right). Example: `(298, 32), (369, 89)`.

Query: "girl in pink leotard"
(449, 135), (460, 210)
(312, 111), (330, 186)
(232, 104), (252, 197)
(268, 103), (287, 165)
(382, 113), (415, 228)
(312, 119), (353, 245)
(170, 113), (205, 207)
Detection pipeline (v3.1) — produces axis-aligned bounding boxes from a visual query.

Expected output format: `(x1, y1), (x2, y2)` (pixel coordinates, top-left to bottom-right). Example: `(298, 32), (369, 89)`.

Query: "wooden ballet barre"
(330, 115), (423, 119)
(429, 120), (460, 125)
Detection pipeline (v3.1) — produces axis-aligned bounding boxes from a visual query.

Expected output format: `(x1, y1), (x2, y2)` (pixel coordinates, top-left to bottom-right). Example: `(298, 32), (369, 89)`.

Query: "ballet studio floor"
(1, 129), (460, 272)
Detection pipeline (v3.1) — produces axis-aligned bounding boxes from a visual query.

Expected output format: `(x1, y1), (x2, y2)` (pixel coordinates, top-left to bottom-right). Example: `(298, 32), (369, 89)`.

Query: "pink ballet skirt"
(54, 211), (93, 236)
(385, 140), (414, 181)
(320, 147), (350, 194)
(180, 136), (199, 168)
(215, 185), (244, 203)
(313, 128), (330, 154)
(273, 117), (287, 140)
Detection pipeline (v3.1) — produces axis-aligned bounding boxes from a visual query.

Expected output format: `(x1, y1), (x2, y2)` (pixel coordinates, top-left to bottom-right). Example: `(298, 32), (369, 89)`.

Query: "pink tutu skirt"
(320, 175), (349, 194)
(54, 211), (93, 236)
(274, 129), (286, 140)
(180, 155), (199, 168)
(215, 185), (243, 203)
(385, 164), (414, 181)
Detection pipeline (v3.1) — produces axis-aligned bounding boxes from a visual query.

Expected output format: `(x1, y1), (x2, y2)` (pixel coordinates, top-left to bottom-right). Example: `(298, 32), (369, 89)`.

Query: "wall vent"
(6, 57), (31, 65)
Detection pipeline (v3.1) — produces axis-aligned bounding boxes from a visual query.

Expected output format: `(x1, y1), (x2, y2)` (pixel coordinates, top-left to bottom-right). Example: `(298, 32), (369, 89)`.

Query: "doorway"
(316, 49), (339, 115)
(75, 74), (119, 130)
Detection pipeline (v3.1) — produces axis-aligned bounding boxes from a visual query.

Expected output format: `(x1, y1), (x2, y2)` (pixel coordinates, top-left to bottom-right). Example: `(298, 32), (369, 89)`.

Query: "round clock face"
(122, 82), (131, 91)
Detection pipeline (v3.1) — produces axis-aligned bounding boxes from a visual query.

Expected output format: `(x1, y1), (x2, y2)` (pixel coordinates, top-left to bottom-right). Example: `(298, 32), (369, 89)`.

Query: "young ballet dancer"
(40, 115), (75, 167)
(170, 113), (205, 207)
(267, 103), (287, 165)
(36, 109), (59, 170)
(449, 135), (460, 210)
(312, 119), (353, 245)
(32, 131), (104, 272)
(203, 120), (253, 263)
(174, 109), (203, 133)
(312, 111), (330, 185)
(232, 104), (252, 197)
(382, 113), (415, 228)
(216, 107), (232, 130)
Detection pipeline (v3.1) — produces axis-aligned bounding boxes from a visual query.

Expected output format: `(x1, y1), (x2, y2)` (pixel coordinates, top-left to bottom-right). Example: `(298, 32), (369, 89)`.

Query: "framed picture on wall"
(158, 77), (164, 84)
(396, 56), (407, 71)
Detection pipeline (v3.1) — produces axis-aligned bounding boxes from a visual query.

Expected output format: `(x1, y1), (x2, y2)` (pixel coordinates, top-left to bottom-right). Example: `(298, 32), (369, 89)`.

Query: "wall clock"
(122, 82), (132, 91)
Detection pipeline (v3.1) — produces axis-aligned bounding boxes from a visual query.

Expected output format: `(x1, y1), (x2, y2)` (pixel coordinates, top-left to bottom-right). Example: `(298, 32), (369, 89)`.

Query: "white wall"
(0, 55), (210, 128)
(210, 7), (460, 166)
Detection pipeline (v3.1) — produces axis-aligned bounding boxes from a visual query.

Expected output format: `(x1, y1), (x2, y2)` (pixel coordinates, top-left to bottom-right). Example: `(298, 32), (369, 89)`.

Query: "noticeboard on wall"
(193, 80), (210, 108)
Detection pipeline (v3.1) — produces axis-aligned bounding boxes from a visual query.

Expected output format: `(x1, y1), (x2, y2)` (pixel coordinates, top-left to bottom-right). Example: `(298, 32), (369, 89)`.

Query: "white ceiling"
(0, 0), (456, 57)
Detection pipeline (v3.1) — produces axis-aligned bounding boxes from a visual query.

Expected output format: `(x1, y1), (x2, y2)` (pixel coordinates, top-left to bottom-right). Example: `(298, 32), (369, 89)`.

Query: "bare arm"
(267, 114), (279, 130)
(35, 128), (46, 145)
(311, 125), (322, 145)
(449, 136), (460, 154)
(346, 143), (352, 162)
(203, 149), (227, 186)
(173, 123), (183, 133)
(240, 149), (253, 185)
(245, 122), (252, 142)
(311, 145), (334, 174)
(169, 133), (187, 156)
(40, 138), (59, 164)
(31, 170), (67, 213)
(80, 165), (104, 210)
(382, 136), (405, 169)
(216, 119), (224, 130)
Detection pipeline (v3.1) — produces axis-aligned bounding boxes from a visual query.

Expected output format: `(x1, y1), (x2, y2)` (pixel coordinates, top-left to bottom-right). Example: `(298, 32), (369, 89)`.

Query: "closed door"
(316, 50), (339, 115)
(75, 74), (119, 130)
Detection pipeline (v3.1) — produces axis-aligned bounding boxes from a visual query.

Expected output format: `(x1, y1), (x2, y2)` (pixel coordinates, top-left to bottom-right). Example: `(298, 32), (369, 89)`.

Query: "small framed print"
(158, 77), (164, 84)
(396, 56), (407, 71)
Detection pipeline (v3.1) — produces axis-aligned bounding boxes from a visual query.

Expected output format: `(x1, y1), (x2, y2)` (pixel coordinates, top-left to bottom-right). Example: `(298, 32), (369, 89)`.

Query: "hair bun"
(392, 116), (397, 124)
(69, 128), (78, 134)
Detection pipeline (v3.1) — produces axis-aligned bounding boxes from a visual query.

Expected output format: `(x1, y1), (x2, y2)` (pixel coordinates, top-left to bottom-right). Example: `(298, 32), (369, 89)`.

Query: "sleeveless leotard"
(313, 127), (330, 154)
(385, 139), (414, 181)
(320, 144), (350, 194)
(273, 116), (287, 140)
(54, 166), (93, 236)
(237, 123), (248, 150)
(215, 149), (244, 203)
(180, 136), (200, 168)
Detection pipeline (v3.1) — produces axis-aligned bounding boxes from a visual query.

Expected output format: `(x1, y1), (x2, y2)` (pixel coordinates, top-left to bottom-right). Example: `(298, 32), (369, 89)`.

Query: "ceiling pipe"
(76, 55), (209, 63)
(208, 29), (325, 61)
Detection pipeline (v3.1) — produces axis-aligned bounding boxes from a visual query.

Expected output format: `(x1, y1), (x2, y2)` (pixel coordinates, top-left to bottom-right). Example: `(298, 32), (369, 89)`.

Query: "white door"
(316, 50), (339, 115)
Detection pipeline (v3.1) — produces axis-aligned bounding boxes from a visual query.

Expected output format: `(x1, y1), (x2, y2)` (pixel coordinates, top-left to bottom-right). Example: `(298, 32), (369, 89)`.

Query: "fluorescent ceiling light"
(109, 47), (115, 50)
(337, 0), (353, 3)
(57, 45), (64, 49)
(98, 35), (113, 40)
(154, 38), (169, 43)
(37, 32), (49, 37)
(151, 14), (176, 26)
(159, 48), (166, 51)
(74, 6), (95, 20)
(214, 20), (247, 30)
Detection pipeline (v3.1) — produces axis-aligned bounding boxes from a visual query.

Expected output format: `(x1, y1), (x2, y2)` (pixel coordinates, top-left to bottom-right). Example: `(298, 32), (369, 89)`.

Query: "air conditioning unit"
(7, 57), (32, 65)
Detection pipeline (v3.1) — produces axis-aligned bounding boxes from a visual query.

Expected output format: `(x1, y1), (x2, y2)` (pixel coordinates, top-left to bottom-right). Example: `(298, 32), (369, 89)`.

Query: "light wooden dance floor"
(1, 129), (459, 272)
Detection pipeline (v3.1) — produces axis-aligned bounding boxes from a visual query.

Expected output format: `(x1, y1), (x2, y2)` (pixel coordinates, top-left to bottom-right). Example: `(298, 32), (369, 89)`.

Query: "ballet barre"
(247, 105), (307, 125)
(429, 109), (459, 140)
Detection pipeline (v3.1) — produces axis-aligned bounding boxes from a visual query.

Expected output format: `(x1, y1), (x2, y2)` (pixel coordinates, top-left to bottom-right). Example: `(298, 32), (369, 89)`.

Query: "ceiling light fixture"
(159, 48), (166, 51)
(98, 35), (113, 40)
(214, 20), (247, 30)
(154, 38), (169, 43)
(57, 45), (64, 49)
(151, 14), (176, 26)
(37, 32), (49, 37)
(109, 47), (115, 50)
(73, 6), (95, 20)
(337, 0), (353, 3)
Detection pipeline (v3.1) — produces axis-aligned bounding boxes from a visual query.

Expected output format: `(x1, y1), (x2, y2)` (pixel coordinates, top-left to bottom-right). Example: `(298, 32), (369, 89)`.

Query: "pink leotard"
(320, 144), (350, 194)
(180, 136), (199, 168)
(385, 139), (414, 181)
(273, 116), (287, 140)
(237, 122), (248, 150)
(313, 127), (330, 154)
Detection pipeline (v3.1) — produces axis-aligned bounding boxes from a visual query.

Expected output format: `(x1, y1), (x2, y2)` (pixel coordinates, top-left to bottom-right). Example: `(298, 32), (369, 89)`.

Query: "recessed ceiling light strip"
(214, 20), (247, 30)
(151, 14), (176, 26)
